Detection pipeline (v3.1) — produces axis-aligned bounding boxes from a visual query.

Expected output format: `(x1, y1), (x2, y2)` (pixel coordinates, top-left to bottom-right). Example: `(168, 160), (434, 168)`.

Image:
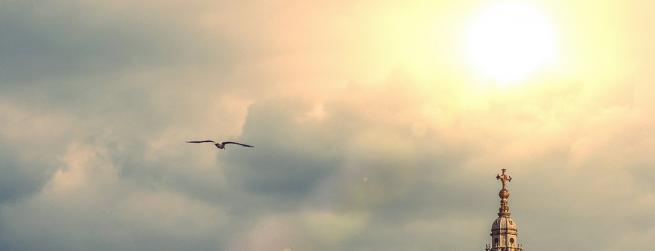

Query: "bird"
(186, 140), (254, 150)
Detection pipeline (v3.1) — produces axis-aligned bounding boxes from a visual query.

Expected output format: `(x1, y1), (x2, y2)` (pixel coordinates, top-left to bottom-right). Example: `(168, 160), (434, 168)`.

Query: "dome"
(491, 216), (518, 235)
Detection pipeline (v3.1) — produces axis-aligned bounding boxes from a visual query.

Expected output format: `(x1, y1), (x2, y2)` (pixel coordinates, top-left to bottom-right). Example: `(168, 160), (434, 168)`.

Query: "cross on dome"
(496, 168), (512, 190)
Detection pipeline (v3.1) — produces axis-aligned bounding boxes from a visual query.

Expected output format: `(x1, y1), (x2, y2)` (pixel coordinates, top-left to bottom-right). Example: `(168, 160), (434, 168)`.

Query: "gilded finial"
(496, 169), (512, 216)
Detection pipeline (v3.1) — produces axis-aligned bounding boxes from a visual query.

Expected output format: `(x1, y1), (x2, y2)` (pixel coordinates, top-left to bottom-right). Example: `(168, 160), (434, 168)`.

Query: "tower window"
(494, 238), (499, 244)
(510, 238), (515, 244)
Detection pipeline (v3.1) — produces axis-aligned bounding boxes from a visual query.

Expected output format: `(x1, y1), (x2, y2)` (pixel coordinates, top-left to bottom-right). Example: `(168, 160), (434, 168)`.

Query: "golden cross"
(496, 168), (512, 190)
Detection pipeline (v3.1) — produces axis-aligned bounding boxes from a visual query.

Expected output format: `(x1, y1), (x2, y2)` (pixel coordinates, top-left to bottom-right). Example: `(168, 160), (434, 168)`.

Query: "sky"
(1, 0), (654, 250)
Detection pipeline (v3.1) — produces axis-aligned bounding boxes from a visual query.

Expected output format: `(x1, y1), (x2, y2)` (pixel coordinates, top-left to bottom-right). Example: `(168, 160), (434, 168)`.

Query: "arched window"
(510, 238), (515, 244)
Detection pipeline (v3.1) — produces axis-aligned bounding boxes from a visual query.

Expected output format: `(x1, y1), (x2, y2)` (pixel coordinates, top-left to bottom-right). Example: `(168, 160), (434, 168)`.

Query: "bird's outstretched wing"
(222, 141), (254, 148)
(187, 140), (216, 143)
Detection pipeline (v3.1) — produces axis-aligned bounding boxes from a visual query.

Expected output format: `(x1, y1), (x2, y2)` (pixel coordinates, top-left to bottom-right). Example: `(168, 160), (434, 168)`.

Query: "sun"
(466, 2), (556, 85)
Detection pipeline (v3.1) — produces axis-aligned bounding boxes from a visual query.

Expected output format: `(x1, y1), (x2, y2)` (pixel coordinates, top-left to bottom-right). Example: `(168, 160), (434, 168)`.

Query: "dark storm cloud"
(0, 144), (52, 203)
(224, 99), (342, 197)
(1, 2), (142, 83)
(0, 0), (238, 94)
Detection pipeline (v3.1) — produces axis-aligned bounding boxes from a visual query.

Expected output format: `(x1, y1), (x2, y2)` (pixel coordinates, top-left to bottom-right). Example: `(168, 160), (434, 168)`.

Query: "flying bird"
(186, 140), (254, 150)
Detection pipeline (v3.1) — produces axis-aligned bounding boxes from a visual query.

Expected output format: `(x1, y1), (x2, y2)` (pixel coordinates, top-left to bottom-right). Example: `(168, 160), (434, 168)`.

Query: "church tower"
(485, 169), (524, 251)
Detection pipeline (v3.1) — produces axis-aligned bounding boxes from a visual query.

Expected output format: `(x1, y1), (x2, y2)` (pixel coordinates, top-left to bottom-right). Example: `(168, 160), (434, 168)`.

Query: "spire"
(486, 169), (523, 251)
(496, 168), (512, 217)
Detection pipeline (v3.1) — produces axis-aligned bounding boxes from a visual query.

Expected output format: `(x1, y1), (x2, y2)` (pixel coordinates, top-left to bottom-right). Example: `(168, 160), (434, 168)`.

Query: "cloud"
(0, 0), (239, 85)
(1, 1), (654, 251)
(0, 143), (228, 251)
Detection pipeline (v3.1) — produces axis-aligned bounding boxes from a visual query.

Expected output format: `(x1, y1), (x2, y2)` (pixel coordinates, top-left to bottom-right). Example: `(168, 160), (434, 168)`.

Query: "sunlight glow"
(466, 2), (556, 85)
